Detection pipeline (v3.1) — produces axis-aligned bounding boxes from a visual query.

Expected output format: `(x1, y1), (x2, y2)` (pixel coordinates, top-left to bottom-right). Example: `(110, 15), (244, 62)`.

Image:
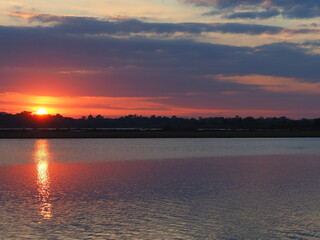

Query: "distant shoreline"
(1, 129), (320, 138)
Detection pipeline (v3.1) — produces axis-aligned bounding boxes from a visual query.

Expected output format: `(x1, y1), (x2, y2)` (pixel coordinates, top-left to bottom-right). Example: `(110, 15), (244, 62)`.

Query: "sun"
(36, 108), (49, 115)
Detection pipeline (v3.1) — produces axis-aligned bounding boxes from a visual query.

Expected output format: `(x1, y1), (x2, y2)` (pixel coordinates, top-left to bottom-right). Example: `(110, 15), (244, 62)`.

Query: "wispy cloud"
(1, 92), (280, 117)
(182, 0), (320, 19)
(7, 12), (320, 36)
(215, 75), (320, 94)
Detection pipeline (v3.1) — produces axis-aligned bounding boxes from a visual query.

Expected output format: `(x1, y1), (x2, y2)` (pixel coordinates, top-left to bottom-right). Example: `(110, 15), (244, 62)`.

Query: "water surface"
(1, 138), (319, 165)
(0, 138), (320, 239)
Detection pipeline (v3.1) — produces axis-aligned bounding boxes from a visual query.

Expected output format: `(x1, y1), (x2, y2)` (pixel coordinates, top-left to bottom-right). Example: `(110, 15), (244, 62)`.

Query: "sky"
(0, 0), (320, 118)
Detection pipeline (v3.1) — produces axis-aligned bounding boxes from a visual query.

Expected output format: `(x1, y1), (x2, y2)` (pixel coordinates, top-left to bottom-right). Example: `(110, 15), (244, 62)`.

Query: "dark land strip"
(1, 129), (320, 138)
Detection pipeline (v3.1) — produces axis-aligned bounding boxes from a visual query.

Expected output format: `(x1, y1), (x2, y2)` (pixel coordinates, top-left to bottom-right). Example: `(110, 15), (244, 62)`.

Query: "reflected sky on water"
(0, 139), (320, 239)
(0, 138), (319, 165)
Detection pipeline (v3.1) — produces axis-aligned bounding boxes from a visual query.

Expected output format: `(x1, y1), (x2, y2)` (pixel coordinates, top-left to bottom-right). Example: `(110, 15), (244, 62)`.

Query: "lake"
(0, 138), (320, 239)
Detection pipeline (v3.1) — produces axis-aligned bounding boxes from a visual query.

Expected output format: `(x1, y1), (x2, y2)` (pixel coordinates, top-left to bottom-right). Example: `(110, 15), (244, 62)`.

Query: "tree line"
(0, 111), (319, 130)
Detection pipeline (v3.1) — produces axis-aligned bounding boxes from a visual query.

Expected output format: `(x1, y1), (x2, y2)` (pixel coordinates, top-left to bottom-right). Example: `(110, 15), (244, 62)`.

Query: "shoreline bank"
(1, 129), (320, 138)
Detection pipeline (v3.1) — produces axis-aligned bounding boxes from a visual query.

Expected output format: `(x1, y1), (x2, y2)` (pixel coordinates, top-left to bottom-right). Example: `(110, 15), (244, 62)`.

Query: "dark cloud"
(0, 24), (320, 85)
(300, 23), (320, 27)
(8, 13), (320, 40)
(182, 0), (320, 19)
(226, 9), (281, 19)
(8, 12), (288, 35)
(210, 22), (282, 34)
(303, 41), (320, 46)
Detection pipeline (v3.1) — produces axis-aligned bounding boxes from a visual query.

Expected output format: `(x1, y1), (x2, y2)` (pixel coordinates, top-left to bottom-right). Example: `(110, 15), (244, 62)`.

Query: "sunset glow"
(36, 108), (49, 115)
(0, 0), (319, 118)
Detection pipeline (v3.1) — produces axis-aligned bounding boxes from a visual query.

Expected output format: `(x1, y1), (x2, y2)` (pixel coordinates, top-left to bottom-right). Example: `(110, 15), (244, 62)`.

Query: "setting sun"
(36, 108), (49, 115)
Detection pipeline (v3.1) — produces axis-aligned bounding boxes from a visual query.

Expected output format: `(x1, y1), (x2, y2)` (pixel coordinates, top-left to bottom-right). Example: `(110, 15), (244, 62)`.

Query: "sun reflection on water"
(34, 139), (52, 220)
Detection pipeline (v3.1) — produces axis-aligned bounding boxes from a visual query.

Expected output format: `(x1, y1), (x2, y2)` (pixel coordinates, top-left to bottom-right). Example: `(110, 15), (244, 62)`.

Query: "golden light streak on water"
(34, 139), (52, 220)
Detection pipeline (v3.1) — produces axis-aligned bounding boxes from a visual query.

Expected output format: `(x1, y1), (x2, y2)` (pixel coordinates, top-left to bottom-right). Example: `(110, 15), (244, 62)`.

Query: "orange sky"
(1, 92), (314, 119)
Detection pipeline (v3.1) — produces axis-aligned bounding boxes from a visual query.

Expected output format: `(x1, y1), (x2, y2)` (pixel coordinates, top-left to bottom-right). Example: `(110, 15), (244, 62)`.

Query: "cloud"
(1, 24), (320, 85)
(1, 92), (269, 117)
(182, 0), (320, 19)
(225, 9), (281, 19)
(215, 74), (320, 94)
(300, 23), (320, 27)
(8, 12), (319, 36)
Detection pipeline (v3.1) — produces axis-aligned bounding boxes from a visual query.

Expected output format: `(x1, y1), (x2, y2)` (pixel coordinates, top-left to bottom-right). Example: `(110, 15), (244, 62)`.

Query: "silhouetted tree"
(0, 112), (318, 130)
